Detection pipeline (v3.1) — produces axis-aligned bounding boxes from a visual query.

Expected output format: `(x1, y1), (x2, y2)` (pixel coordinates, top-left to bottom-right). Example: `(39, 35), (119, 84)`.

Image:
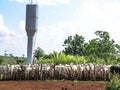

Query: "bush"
(36, 59), (54, 64)
(16, 59), (26, 65)
(75, 56), (88, 64)
(1, 62), (7, 65)
(106, 74), (120, 90)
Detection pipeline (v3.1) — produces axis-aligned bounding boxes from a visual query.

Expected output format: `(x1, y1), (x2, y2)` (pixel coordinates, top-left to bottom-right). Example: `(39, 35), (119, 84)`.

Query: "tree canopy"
(63, 34), (85, 55)
(63, 30), (120, 59)
(34, 47), (45, 60)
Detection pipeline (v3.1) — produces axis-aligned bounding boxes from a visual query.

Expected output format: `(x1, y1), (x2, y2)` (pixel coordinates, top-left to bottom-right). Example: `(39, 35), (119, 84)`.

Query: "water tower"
(25, 1), (38, 64)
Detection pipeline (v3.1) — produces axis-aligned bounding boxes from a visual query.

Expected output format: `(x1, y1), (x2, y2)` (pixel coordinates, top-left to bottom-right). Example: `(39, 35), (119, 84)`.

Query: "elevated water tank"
(25, 4), (38, 64)
(26, 4), (38, 36)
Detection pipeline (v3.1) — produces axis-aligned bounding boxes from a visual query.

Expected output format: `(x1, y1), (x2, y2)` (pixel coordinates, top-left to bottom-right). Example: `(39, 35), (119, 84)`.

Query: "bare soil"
(0, 80), (107, 90)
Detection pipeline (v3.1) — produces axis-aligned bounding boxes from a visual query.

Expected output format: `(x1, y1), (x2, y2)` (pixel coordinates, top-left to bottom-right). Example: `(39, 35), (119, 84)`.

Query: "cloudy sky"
(1, 0), (120, 56)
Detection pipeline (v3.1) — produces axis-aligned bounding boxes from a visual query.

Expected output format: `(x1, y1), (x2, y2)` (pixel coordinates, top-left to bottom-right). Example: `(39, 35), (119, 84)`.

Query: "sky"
(1, 0), (120, 57)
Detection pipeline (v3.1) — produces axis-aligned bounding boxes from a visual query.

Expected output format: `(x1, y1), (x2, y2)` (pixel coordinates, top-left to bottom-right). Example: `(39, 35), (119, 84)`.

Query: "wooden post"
(94, 65), (96, 81)
(40, 64), (43, 80)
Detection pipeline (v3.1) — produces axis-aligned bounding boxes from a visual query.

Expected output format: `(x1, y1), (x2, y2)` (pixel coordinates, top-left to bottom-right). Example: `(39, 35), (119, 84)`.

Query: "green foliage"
(34, 47), (45, 60)
(0, 56), (4, 65)
(63, 30), (120, 64)
(14, 56), (26, 65)
(0, 55), (26, 65)
(1, 30), (120, 65)
(36, 51), (120, 65)
(16, 59), (25, 65)
(74, 56), (88, 64)
(85, 55), (106, 65)
(106, 74), (120, 90)
(65, 54), (75, 64)
(94, 31), (117, 59)
(43, 54), (50, 59)
(63, 34), (85, 55)
(1, 62), (7, 65)
(2, 56), (16, 65)
(49, 51), (66, 64)
(36, 59), (54, 64)
(37, 52), (89, 65)
(85, 30), (120, 59)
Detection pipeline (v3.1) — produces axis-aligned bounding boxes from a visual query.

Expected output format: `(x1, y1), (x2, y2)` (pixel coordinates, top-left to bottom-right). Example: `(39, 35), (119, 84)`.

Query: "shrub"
(75, 56), (88, 64)
(16, 59), (26, 65)
(106, 74), (120, 90)
(36, 59), (54, 64)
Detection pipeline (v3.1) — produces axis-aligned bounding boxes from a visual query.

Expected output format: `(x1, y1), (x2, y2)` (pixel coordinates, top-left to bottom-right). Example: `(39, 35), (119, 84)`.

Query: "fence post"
(94, 65), (96, 81)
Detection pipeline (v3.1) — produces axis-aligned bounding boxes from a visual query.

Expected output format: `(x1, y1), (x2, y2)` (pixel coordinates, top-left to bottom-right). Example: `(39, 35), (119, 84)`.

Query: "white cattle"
(0, 64), (115, 81)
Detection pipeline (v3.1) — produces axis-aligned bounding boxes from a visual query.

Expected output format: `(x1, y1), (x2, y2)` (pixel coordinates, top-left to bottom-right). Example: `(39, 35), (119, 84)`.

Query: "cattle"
(0, 64), (118, 81)
(110, 65), (120, 74)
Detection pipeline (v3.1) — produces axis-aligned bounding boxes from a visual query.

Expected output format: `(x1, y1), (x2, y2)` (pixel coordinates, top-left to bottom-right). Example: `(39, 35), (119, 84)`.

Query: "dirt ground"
(0, 80), (107, 90)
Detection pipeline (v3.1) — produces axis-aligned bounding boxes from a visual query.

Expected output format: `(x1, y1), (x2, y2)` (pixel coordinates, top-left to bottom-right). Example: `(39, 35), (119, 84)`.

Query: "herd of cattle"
(0, 64), (119, 81)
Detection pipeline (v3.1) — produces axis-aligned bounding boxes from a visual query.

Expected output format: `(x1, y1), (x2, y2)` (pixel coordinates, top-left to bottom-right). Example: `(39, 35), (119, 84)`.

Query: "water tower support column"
(27, 35), (34, 64)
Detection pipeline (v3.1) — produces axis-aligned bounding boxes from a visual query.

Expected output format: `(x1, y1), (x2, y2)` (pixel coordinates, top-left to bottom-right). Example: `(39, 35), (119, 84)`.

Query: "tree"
(34, 47), (45, 60)
(84, 39), (99, 57)
(0, 56), (4, 65)
(63, 34), (85, 55)
(85, 31), (120, 60)
(9, 54), (14, 57)
(4, 50), (8, 56)
(62, 30), (120, 61)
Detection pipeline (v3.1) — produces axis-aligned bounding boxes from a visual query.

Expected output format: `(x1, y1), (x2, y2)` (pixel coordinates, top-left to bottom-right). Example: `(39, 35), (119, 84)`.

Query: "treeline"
(1, 30), (120, 65)
(0, 55), (26, 65)
(35, 30), (120, 65)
